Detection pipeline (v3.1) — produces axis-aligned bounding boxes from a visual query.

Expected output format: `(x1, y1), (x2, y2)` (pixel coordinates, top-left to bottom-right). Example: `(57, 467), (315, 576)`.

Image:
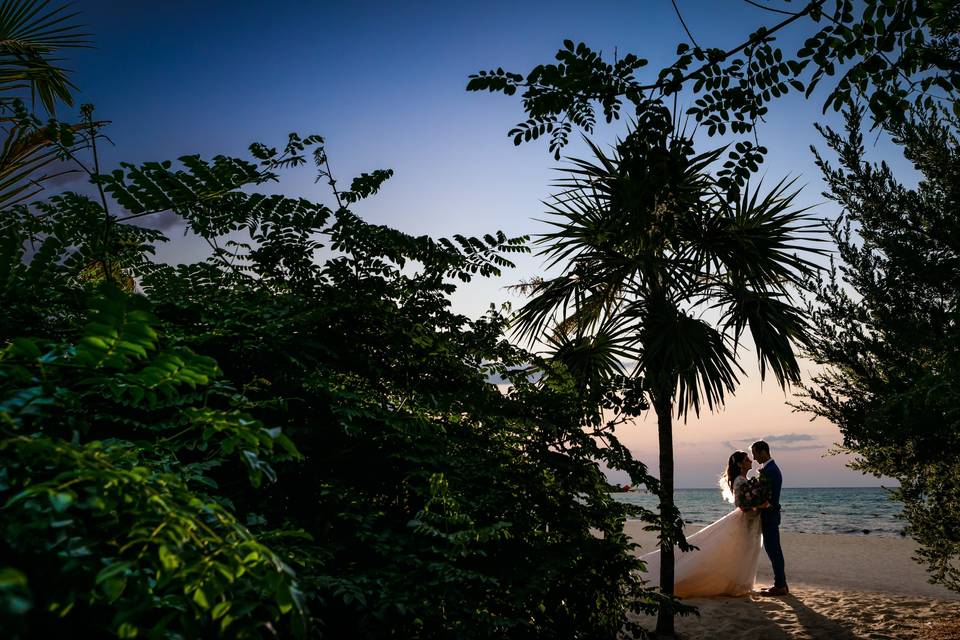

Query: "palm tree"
(513, 128), (824, 636)
(0, 0), (90, 207)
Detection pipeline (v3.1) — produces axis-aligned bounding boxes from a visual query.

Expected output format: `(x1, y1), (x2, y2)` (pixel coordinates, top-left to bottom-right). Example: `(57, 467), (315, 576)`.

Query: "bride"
(640, 451), (762, 597)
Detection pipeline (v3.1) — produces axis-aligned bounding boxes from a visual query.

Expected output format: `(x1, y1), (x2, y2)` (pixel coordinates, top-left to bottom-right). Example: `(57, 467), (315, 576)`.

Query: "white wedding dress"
(640, 476), (762, 597)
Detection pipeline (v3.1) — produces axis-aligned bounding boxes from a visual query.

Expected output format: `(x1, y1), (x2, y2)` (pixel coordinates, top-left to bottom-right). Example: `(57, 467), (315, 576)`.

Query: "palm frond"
(688, 177), (829, 293)
(716, 284), (811, 388)
(511, 260), (630, 347)
(544, 313), (637, 390)
(638, 302), (743, 418)
(0, 118), (85, 207)
(0, 0), (92, 114)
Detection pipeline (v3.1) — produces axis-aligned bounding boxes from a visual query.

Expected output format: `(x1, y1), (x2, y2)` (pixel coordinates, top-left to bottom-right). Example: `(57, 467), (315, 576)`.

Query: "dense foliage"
(0, 285), (307, 638)
(802, 106), (960, 592)
(0, 126), (687, 637)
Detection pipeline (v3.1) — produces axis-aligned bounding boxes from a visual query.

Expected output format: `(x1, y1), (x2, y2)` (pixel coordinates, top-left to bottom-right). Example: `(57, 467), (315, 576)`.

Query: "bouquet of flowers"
(736, 476), (771, 511)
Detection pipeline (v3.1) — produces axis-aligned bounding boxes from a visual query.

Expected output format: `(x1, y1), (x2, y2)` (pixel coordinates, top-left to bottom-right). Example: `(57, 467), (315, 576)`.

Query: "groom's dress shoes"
(759, 586), (789, 596)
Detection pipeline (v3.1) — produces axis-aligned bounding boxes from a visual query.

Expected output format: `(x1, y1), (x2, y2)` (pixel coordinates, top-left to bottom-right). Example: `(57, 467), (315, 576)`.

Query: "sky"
(52, 0), (914, 488)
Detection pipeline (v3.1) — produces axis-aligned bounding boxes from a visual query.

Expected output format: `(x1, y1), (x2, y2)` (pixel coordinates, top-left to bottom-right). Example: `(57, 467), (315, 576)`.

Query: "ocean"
(612, 487), (906, 537)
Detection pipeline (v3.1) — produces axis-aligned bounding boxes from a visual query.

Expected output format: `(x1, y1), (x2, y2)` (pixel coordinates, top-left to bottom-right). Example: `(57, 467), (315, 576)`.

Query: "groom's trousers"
(761, 509), (787, 588)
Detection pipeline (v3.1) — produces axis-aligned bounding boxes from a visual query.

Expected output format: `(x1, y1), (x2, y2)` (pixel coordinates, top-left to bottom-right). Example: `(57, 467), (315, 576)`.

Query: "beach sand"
(624, 521), (960, 639)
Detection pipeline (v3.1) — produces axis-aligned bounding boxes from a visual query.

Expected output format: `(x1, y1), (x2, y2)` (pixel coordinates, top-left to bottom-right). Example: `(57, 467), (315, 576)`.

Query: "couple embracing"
(641, 440), (788, 598)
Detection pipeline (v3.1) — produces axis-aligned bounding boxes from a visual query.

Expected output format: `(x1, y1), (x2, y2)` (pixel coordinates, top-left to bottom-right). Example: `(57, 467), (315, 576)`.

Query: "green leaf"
(10, 338), (40, 359)
(95, 561), (132, 585)
(0, 567), (28, 589)
(101, 577), (126, 602)
(211, 600), (231, 620)
(192, 586), (210, 609)
(158, 545), (180, 571)
(48, 492), (73, 513)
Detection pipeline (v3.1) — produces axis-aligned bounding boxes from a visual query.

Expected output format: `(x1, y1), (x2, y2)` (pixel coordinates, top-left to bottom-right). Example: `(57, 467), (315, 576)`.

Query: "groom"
(752, 440), (788, 596)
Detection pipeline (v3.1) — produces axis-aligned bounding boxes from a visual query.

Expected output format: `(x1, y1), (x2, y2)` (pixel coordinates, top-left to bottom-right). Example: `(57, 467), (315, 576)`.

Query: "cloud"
(774, 444), (825, 451)
(134, 210), (183, 232)
(762, 433), (817, 444)
(720, 433), (821, 452)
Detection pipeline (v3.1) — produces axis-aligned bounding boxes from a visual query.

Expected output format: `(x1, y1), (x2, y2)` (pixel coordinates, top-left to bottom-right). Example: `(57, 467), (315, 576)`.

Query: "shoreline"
(622, 516), (908, 539)
(624, 521), (960, 639)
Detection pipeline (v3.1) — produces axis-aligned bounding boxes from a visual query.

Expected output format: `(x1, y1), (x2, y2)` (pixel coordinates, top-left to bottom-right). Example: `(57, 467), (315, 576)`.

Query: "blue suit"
(759, 459), (786, 588)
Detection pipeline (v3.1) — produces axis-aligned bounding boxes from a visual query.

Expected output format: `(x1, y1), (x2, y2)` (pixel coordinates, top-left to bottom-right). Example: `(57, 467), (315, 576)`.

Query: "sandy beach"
(624, 521), (960, 639)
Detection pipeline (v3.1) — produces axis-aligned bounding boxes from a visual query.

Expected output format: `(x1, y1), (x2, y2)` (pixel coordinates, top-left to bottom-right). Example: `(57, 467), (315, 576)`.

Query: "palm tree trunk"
(654, 395), (676, 637)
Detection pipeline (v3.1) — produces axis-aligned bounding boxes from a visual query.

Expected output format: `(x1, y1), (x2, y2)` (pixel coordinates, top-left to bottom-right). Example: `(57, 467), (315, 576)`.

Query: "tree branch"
(671, 0), (701, 50)
(741, 0), (803, 17)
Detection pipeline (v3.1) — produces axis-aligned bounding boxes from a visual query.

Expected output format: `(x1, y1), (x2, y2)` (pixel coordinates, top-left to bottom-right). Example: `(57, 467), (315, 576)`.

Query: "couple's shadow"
(736, 592), (859, 640)
(655, 591), (861, 640)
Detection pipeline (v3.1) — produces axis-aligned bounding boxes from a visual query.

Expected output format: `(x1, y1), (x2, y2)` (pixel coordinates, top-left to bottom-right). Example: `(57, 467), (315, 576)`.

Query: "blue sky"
(55, 1), (909, 487)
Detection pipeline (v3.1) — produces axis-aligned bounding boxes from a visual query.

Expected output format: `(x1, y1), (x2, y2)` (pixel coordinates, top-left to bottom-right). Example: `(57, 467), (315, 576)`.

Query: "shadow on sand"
(634, 592), (862, 639)
(750, 593), (861, 640)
